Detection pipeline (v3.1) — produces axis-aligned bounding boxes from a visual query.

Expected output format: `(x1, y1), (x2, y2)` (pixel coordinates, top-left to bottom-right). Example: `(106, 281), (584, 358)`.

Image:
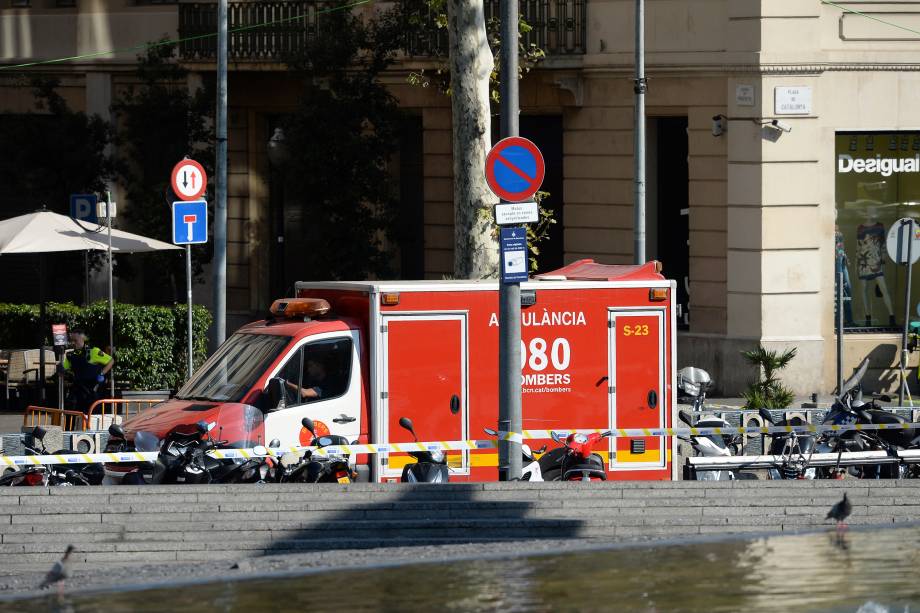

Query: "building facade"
(3, 0), (920, 394)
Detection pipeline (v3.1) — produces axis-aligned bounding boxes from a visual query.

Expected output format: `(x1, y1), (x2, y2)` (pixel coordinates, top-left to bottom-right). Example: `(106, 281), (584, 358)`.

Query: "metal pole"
(186, 244), (194, 380)
(213, 0), (228, 350)
(899, 219), (914, 407)
(107, 191), (115, 399)
(836, 268), (843, 395)
(633, 0), (646, 265)
(83, 251), (90, 305)
(498, 0), (522, 481)
(38, 254), (46, 402)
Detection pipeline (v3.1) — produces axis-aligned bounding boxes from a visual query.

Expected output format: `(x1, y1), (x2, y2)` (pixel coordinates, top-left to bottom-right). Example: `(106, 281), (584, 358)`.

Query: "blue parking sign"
(70, 194), (98, 224)
(172, 201), (208, 245)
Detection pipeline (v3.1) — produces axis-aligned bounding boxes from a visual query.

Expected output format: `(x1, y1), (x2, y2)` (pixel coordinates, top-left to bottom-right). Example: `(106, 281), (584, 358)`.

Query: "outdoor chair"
(2, 349), (30, 402)
(3, 349), (56, 404)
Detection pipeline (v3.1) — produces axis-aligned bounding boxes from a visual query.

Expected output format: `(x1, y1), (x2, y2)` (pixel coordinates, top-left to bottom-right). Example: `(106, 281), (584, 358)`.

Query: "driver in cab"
(284, 358), (327, 403)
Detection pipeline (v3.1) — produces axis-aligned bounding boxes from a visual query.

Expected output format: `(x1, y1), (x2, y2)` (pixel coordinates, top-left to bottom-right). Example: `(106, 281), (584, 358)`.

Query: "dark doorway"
(651, 117), (689, 328)
(395, 116), (425, 279)
(492, 116), (565, 273)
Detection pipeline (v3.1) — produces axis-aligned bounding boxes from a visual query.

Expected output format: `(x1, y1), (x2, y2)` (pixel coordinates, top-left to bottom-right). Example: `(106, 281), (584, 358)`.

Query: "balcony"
(177, 0), (586, 61)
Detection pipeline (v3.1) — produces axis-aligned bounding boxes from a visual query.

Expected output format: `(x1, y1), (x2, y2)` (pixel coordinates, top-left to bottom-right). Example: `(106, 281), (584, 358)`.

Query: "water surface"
(7, 526), (920, 612)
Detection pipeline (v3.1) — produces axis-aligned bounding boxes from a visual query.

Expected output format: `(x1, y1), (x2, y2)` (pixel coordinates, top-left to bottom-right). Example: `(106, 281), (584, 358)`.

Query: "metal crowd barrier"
(86, 399), (160, 431)
(22, 406), (88, 431)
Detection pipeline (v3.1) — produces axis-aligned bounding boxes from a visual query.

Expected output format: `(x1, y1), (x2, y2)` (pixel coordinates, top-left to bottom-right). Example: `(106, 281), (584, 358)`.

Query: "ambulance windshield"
(176, 333), (290, 403)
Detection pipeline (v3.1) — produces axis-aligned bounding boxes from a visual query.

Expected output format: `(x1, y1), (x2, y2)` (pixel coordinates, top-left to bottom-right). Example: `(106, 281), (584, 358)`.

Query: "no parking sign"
(485, 137), (545, 203)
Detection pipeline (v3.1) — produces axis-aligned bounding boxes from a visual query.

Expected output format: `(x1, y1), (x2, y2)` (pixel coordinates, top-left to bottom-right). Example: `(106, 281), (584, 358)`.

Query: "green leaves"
(741, 345), (798, 409)
(0, 302), (211, 391)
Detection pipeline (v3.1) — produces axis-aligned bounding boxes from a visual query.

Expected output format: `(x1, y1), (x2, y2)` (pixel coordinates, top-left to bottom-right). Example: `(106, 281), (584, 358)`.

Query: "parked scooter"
(483, 428), (547, 481)
(544, 430), (612, 481)
(676, 366), (744, 481)
(398, 417), (449, 483)
(678, 410), (738, 481)
(285, 417), (357, 484)
(0, 426), (103, 486)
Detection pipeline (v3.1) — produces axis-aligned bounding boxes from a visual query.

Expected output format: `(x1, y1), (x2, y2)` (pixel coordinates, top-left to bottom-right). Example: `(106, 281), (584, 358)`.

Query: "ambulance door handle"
(333, 414), (356, 424)
(647, 390), (658, 409)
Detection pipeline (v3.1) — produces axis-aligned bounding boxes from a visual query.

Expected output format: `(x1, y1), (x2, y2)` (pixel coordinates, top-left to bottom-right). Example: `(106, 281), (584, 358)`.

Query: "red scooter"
(546, 430), (612, 481)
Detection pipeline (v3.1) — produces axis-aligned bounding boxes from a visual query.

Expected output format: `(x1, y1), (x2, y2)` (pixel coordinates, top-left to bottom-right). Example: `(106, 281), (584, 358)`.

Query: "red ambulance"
(121, 259), (676, 482)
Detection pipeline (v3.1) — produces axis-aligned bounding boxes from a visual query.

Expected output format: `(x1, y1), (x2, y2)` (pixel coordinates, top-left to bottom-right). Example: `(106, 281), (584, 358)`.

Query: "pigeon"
(826, 493), (852, 531)
(40, 545), (74, 593)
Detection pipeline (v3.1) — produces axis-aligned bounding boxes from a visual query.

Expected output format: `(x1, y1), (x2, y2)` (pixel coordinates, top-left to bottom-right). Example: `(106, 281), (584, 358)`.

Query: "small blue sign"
(500, 227), (529, 284)
(70, 194), (98, 224)
(172, 200), (208, 245)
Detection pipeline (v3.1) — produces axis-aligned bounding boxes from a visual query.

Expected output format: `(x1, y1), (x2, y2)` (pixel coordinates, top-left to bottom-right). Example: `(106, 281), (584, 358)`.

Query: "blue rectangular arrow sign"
(172, 201), (208, 245)
(500, 227), (529, 283)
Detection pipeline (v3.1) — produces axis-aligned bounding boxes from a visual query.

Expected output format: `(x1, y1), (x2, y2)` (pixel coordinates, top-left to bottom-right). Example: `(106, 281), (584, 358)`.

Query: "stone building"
(3, 0), (920, 394)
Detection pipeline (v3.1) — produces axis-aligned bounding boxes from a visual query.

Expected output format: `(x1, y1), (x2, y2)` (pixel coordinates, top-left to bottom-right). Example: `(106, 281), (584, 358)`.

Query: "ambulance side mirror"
(268, 377), (287, 410)
(450, 394), (460, 415)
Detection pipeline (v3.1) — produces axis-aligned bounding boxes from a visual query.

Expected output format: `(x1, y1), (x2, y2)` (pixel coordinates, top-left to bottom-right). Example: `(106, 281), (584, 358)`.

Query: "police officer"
(59, 328), (114, 413)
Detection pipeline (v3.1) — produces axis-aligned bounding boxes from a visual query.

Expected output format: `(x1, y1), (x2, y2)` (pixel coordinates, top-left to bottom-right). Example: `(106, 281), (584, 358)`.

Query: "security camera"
(711, 115), (726, 137)
(769, 119), (792, 133)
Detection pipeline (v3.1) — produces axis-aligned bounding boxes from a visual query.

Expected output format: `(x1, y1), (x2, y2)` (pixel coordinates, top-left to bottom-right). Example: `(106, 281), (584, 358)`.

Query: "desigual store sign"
(835, 132), (920, 332)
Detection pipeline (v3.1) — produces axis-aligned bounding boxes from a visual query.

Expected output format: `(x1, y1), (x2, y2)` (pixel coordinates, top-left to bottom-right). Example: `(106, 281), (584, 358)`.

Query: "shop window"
(835, 131), (920, 332)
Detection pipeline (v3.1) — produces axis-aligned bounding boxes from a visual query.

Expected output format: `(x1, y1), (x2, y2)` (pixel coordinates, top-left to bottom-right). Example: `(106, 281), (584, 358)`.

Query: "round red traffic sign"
(485, 137), (545, 202)
(171, 159), (208, 201)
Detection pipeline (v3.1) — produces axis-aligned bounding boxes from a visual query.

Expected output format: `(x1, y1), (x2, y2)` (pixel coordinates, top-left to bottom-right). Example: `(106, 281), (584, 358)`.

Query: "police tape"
(2, 422), (920, 467)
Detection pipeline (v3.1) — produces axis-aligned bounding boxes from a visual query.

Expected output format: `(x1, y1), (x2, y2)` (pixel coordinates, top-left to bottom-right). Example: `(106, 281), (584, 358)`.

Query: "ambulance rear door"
(608, 308), (667, 470)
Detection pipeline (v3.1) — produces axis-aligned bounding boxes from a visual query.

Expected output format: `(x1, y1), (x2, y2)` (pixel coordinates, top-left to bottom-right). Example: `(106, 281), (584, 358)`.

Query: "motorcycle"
(281, 417), (357, 484)
(0, 426), (103, 487)
(483, 428), (547, 481)
(104, 423), (159, 485)
(817, 358), (917, 479)
(758, 408), (816, 480)
(678, 409), (739, 481)
(397, 417), (449, 483)
(150, 404), (269, 484)
(543, 430), (611, 481)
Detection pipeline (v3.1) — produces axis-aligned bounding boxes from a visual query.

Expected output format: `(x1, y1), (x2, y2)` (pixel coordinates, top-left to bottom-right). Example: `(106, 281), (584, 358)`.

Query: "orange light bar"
(649, 288), (668, 302)
(270, 298), (331, 319)
(381, 292), (400, 306)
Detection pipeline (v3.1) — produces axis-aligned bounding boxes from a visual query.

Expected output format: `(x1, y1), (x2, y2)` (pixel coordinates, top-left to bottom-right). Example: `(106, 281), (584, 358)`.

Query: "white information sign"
(495, 201), (539, 225)
(886, 218), (920, 265)
(774, 86), (812, 115)
(735, 84), (755, 107)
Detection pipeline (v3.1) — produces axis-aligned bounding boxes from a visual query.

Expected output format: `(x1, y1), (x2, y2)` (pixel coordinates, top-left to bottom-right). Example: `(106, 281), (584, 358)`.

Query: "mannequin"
(856, 206), (895, 326)
(834, 223), (855, 327)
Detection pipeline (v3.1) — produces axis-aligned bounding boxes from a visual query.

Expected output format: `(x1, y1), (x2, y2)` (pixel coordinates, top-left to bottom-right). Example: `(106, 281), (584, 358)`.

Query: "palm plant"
(741, 345), (797, 409)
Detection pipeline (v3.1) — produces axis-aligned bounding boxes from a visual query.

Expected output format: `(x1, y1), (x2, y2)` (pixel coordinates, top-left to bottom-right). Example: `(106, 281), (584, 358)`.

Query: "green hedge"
(0, 302), (211, 391)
